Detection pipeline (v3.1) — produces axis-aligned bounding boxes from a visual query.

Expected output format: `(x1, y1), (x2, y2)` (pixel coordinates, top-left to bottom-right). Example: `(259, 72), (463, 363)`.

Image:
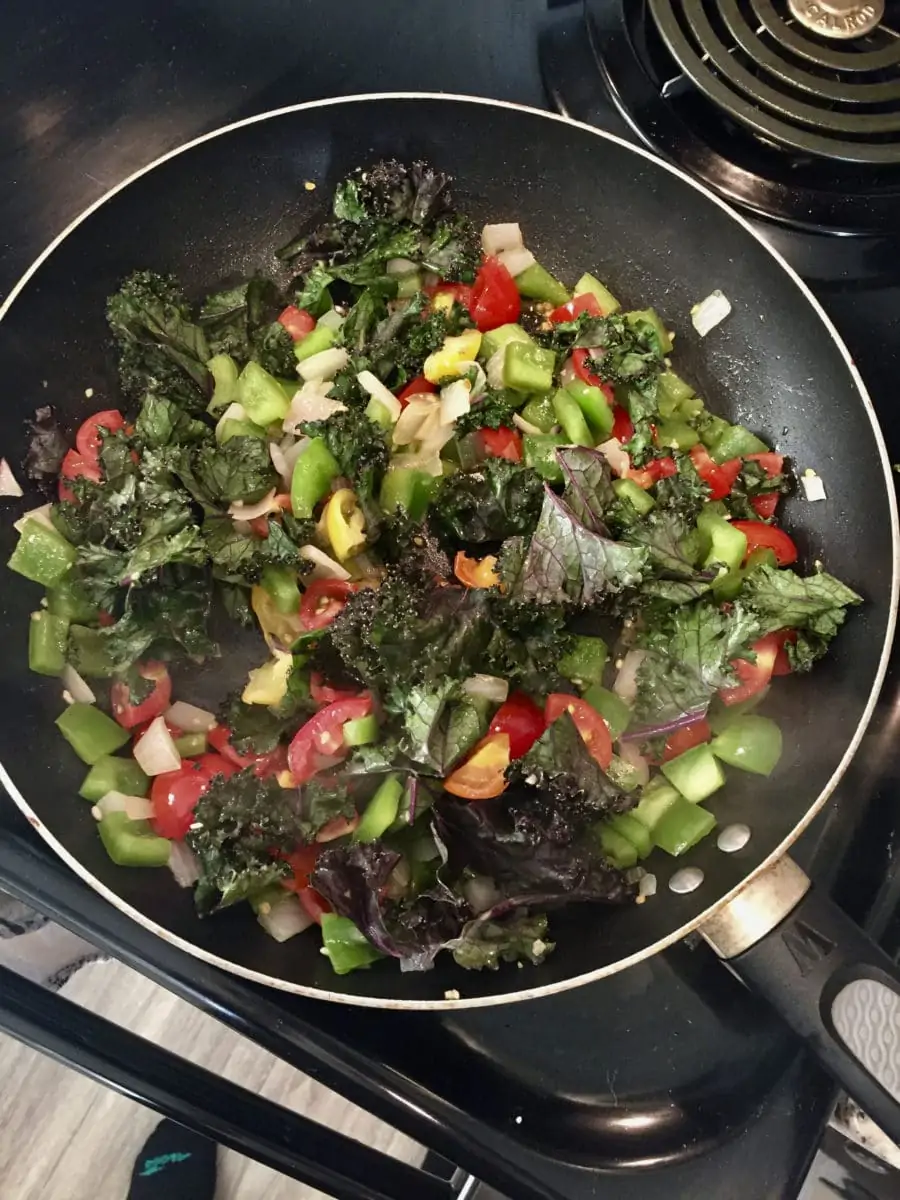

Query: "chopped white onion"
(60, 664), (95, 705)
(316, 308), (345, 332)
(297, 346), (349, 382)
(558, 358), (578, 388)
(357, 370), (401, 421)
(168, 841), (201, 888)
(97, 791), (154, 821)
(257, 893), (314, 941)
(481, 222), (524, 257)
(283, 381), (346, 431)
(133, 716), (182, 777)
(597, 438), (631, 477)
(440, 379), (472, 425)
(639, 873), (658, 898)
(801, 469), (827, 502)
(227, 488), (279, 522)
(165, 701), (216, 733)
(691, 290), (732, 337)
(618, 741), (650, 786)
(277, 436), (310, 488)
(513, 413), (543, 436)
(613, 649), (646, 704)
(215, 402), (247, 442)
(299, 544), (351, 582)
(486, 346), (507, 390)
(13, 503), (54, 534)
(269, 441), (289, 481)
(390, 451), (445, 478)
(455, 361), (486, 398)
(462, 674), (509, 704)
(462, 874), (501, 914)
(386, 257), (419, 276)
(393, 396), (440, 446)
(0, 458), (23, 498)
(497, 246), (536, 278)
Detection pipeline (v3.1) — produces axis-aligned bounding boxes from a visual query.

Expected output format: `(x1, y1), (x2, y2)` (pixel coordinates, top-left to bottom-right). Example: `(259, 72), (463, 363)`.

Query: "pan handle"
(700, 857), (900, 1144)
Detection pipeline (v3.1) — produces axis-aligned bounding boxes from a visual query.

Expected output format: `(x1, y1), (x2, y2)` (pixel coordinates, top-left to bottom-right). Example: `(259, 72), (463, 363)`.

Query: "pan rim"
(1, 91), (897, 1011)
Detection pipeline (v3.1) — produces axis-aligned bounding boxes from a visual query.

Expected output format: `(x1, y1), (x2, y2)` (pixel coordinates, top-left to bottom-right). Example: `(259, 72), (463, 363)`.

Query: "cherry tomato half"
(750, 492), (779, 520)
(444, 732), (511, 800)
(732, 520), (798, 567)
(425, 282), (473, 312)
(626, 456), (677, 489)
(745, 453), (784, 478)
(477, 426), (522, 463)
(149, 753), (233, 840)
(549, 293), (604, 324)
(310, 672), (362, 708)
(489, 693), (545, 759)
(469, 257), (521, 332)
(689, 445), (742, 501)
(58, 449), (101, 502)
(454, 551), (500, 589)
(283, 844), (320, 892)
(772, 629), (797, 677)
(207, 723), (256, 769)
(544, 694), (613, 770)
(110, 662), (172, 730)
(611, 406), (634, 443)
(397, 375), (437, 407)
(718, 634), (780, 706)
(287, 695), (373, 784)
(277, 305), (316, 340)
(75, 409), (126, 465)
(299, 579), (356, 632)
(663, 718), (712, 763)
(298, 887), (332, 925)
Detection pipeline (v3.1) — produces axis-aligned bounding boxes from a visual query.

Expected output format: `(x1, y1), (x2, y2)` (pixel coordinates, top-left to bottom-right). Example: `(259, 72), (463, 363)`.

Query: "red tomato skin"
(297, 887), (332, 924)
(544, 694), (613, 770)
(745, 453), (784, 478)
(425, 282), (473, 312)
(58, 450), (102, 501)
(299, 580), (355, 632)
(489, 693), (546, 759)
(719, 634), (780, 706)
(288, 695), (373, 783)
(690, 445), (742, 501)
(772, 629), (796, 677)
(751, 492), (779, 520)
(732, 520), (799, 567)
(309, 673), (361, 707)
(75, 410), (126, 464)
(283, 845), (320, 892)
(478, 426), (522, 463)
(207, 724), (256, 769)
(663, 719), (712, 762)
(150, 759), (214, 839)
(397, 375), (437, 407)
(110, 662), (172, 729)
(469, 257), (521, 332)
(549, 294), (604, 323)
(277, 306), (316, 340)
(611, 406), (634, 443)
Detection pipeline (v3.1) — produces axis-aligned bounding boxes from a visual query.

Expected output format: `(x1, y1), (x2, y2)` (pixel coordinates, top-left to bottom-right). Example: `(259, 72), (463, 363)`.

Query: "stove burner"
(787, 0), (885, 40)
(648, 0), (900, 163)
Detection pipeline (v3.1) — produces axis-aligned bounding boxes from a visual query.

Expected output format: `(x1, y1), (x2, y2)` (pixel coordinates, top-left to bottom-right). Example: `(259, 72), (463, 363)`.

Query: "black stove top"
(1, 2), (900, 1198)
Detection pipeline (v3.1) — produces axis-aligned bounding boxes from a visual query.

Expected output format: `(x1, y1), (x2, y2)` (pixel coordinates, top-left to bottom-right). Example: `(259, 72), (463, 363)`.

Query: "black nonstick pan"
(1, 95), (898, 1136)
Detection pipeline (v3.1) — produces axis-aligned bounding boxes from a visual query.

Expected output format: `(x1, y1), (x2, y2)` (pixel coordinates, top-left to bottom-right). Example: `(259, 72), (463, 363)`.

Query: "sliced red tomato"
(444, 732), (511, 800)
(149, 754), (233, 839)
(611, 406), (634, 443)
(208, 723), (256, 769)
(310, 672), (362, 708)
(489, 693), (545, 759)
(397, 375), (437, 407)
(75, 409), (126, 464)
(248, 516), (270, 538)
(469, 257), (521, 332)
(750, 492), (779, 520)
(626, 455), (678, 489)
(690, 445), (742, 501)
(283, 844), (320, 892)
(544, 694), (613, 770)
(477, 426), (522, 463)
(663, 718), (712, 763)
(252, 744), (289, 779)
(288, 695), (373, 784)
(277, 305), (316, 340)
(316, 814), (359, 842)
(58, 449), (101, 502)
(454, 551), (500, 589)
(745, 452), (784, 478)
(549, 293), (604, 323)
(425, 282), (473, 312)
(732, 520), (799, 567)
(718, 634), (780, 706)
(299, 579), (356, 632)
(772, 629), (797, 677)
(298, 887), (332, 925)
(110, 662), (172, 730)
(195, 752), (238, 781)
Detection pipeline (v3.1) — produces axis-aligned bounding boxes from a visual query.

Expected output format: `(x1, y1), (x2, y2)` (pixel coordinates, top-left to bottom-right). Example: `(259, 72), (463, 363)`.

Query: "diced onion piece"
(168, 841), (201, 888)
(513, 413), (543, 436)
(618, 741), (650, 786)
(357, 370), (401, 421)
(456, 361), (486, 399)
(639, 873), (658, 898)
(133, 715), (182, 777)
(801, 469), (827, 502)
(299, 544), (351, 582)
(597, 438), (631, 477)
(613, 649), (646, 704)
(228, 488), (279, 521)
(215, 402), (247, 438)
(97, 791), (154, 821)
(269, 440), (288, 480)
(60, 664), (96, 705)
(462, 874), (501, 914)
(691, 290), (732, 337)
(481, 222), (524, 256)
(14, 503), (55, 534)
(393, 397), (440, 447)
(486, 347), (507, 390)
(391, 451), (444, 478)
(462, 674), (509, 704)
(283, 381), (346, 431)
(497, 246), (536, 278)
(0, 458), (23, 498)
(297, 346), (349, 382)
(277, 436), (310, 488)
(440, 379), (472, 425)
(165, 701), (217, 733)
(386, 257), (419, 277)
(559, 358), (578, 388)
(257, 893), (314, 942)
(316, 308), (344, 331)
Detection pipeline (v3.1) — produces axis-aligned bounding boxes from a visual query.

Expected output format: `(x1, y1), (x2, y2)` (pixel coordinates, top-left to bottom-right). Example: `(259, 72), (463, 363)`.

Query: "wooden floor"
(0, 957), (426, 1200)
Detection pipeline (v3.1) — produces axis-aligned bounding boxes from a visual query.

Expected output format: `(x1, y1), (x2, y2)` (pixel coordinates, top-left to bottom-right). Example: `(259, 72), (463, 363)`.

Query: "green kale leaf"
(432, 458), (544, 545)
(190, 436), (277, 505)
(742, 564), (862, 669)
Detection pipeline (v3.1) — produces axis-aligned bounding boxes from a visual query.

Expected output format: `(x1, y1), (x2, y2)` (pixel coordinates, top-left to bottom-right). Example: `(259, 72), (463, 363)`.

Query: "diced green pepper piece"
(652, 797), (717, 857)
(260, 564), (301, 615)
(174, 731), (207, 758)
(625, 308), (673, 355)
(342, 714), (379, 748)
(700, 414), (731, 450)
(631, 780), (680, 831)
(551, 388), (593, 446)
(656, 370), (695, 417)
(707, 690), (770, 735)
(320, 913), (383, 975)
(503, 342), (556, 394)
(379, 468), (435, 521)
(355, 774), (404, 843)
(605, 754), (643, 793)
(237, 360), (290, 427)
(67, 625), (118, 679)
(519, 394), (557, 433)
(613, 478), (656, 516)
(709, 423), (769, 464)
(608, 813), (653, 859)
(216, 416), (267, 445)
(582, 685), (632, 738)
(566, 380), (614, 439)
(364, 397), (396, 430)
(56, 703), (129, 764)
(655, 419), (699, 451)
(574, 272), (620, 314)
(559, 635), (608, 689)
(396, 270), (422, 299)
(596, 823), (638, 869)
(661, 743), (725, 803)
(8, 519), (76, 587)
(523, 433), (566, 482)
(514, 262), (569, 306)
(98, 812), (171, 868)
(29, 611), (69, 676)
(294, 323), (336, 362)
(697, 507), (747, 572)
(480, 323), (533, 361)
(290, 437), (341, 518)
(46, 577), (99, 624)
(711, 569), (744, 603)
(79, 756), (149, 802)
(206, 353), (240, 415)
(711, 715), (782, 777)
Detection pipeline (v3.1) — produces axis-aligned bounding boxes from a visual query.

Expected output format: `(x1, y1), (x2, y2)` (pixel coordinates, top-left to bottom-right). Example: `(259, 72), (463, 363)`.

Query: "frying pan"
(1, 95), (899, 1136)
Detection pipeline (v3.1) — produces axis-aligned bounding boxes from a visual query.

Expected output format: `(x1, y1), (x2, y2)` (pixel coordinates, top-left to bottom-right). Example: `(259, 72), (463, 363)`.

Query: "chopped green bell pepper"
(67, 625), (118, 679)
(700, 414), (731, 450)
(559, 635), (608, 689)
(566, 380), (614, 439)
(320, 913), (383, 974)
(364, 397), (396, 430)
(379, 468), (435, 521)
(294, 323), (336, 362)
(8, 519), (76, 587)
(98, 812), (171, 868)
(551, 388), (593, 446)
(260, 564), (301, 615)
(56, 703), (129, 764)
(656, 370), (695, 417)
(355, 774), (404, 843)
(216, 416), (267, 445)
(574, 272), (620, 314)
(613, 478), (656, 516)
(661, 743), (725, 804)
(504, 342), (556, 394)
(29, 611), (69, 676)
(652, 797), (717, 857)
(625, 308), (672, 355)
(237, 361), (290, 427)
(711, 715), (782, 776)
(596, 823), (638, 870)
(709, 423), (769, 463)
(480, 323), (533, 361)
(206, 353), (240, 415)
(79, 755), (149, 802)
(290, 437), (341, 518)
(523, 433), (566, 482)
(697, 507), (747, 572)
(631, 780), (680, 831)
(46, 576), (99, 624)
(582, 685), (632, 738)
(514, 262), (569, 306)
(655, 418), (700, 451)
(519, 394), (557, 433)
(342, 713), (379, 748)
(174, 731), (207, 758)
(608, 812), (653, 859)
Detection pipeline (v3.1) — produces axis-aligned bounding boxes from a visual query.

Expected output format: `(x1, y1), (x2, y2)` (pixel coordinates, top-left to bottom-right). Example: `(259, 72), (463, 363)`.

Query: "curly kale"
(432, 459), (544, 545)
(420, 213), (481, 283)
(453, 389), (519, 436)
(483, 598), (572, 698)
(300, 408), (389, 530)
